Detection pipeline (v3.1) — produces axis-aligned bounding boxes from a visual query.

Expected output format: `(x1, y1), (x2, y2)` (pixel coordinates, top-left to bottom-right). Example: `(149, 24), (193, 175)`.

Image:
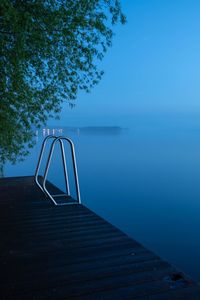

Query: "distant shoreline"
(35, 126), (128, 137)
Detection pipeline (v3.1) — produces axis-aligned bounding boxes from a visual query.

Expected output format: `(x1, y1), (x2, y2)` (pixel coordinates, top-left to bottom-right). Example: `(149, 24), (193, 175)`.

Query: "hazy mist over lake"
(5, 112), (200, 281)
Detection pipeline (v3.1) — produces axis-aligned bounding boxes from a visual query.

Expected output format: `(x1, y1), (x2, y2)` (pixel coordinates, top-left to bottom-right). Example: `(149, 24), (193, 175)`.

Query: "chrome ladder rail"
(34, 135), (81, 205)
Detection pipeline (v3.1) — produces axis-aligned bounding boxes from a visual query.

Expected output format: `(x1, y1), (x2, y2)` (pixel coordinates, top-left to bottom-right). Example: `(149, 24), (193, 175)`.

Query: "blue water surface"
(4, 113), (200, 282)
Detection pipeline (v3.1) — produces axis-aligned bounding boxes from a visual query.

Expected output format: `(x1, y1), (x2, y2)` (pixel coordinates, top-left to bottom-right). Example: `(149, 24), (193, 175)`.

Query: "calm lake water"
(4, 113), (200, 282)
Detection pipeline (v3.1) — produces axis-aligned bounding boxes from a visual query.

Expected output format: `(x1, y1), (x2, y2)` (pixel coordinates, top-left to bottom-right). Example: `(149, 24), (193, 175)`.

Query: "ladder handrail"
(34, 135), (81, 205)
(35, 135), (57, 193)
(59, 139), (70, 196)
(58, 137), (81, 203)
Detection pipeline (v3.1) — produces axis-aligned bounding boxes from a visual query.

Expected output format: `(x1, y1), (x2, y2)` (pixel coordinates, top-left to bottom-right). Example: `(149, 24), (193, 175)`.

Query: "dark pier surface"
(0, 176), (200, 299)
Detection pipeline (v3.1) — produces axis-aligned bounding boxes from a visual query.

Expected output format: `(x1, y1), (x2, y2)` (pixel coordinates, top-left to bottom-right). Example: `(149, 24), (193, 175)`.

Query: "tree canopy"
(0, 0), (125, 163)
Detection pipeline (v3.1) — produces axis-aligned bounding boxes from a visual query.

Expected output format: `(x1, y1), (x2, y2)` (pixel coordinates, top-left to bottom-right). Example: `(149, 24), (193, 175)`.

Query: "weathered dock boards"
(0, 176), (200, 299)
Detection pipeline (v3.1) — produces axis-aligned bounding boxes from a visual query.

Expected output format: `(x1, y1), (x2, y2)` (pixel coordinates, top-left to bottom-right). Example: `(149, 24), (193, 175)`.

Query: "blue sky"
(51, 0), (200, 126)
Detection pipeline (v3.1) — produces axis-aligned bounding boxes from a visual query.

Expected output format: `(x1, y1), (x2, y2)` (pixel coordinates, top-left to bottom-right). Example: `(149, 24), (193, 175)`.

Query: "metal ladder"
(34, 135), (81, 205)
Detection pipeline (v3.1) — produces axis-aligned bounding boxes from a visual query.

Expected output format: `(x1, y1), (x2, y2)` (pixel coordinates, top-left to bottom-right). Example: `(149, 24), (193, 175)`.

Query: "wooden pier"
(0, 176), (200, 299)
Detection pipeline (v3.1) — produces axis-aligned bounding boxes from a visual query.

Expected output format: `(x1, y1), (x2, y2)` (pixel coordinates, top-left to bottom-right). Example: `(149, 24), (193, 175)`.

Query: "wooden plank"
(0, 176), (200, 300)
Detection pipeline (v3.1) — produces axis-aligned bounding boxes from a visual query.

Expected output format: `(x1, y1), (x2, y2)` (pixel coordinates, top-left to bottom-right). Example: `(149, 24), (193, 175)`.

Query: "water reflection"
(3, 116), (200, 282)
